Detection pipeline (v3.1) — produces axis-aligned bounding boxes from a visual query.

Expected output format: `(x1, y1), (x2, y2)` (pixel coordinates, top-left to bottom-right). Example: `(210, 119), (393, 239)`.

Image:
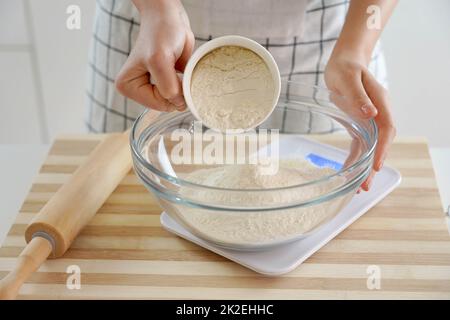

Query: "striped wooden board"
(0, 134), (449, 299)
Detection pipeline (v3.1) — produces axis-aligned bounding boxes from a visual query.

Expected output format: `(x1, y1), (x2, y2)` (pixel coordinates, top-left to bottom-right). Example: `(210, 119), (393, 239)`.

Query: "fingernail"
(361, 104), (373, 117)
(362, 179), (370, 191)
(176, 104), (186, 111)
(375, 153), (387, 171)
(171, 96), (185, 107)
(166, 103), (177, 112)
(374, 160), (383, 172)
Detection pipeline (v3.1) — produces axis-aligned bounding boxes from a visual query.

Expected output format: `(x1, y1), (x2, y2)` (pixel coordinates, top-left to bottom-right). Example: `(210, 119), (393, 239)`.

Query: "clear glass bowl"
(130, 81), (377, 250)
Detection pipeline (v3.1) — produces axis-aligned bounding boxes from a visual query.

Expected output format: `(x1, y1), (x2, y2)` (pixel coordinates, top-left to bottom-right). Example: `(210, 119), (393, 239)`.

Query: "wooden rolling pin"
(0, 131), (132, 299)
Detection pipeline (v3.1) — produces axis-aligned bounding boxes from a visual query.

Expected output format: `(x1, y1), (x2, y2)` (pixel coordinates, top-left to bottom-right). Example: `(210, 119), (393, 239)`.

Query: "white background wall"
(0, 0), (95, 144)
(0, 0), (449, 147)
(382, 0), (450, 147)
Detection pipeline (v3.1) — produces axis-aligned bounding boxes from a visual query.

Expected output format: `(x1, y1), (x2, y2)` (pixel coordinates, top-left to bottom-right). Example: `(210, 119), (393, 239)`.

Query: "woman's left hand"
(325, 52), (396, 191)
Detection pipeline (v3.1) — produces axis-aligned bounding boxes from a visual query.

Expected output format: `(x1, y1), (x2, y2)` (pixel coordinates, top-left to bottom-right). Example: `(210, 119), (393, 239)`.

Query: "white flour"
(175, 160), (346, 246)
(190, 46), (275, 131)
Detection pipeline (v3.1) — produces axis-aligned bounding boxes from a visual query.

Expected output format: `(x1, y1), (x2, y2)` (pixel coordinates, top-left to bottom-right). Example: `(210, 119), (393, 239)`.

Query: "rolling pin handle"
(0, 237), (53, 300)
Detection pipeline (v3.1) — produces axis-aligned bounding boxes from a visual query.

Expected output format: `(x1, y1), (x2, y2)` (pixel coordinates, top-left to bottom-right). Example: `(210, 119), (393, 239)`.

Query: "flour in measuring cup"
(190, 46), (275, 131)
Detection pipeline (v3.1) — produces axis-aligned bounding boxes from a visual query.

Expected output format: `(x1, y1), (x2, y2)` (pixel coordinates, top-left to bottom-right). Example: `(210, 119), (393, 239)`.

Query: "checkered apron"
(86, 0), (387, 133)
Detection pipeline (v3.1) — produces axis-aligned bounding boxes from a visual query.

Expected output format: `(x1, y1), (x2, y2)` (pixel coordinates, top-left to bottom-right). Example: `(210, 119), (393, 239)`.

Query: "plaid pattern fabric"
(86, 0), (387, 133)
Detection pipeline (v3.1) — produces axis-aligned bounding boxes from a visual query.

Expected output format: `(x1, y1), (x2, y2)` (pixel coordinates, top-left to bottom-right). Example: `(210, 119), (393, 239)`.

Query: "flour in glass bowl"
(174, 159), (346, 246)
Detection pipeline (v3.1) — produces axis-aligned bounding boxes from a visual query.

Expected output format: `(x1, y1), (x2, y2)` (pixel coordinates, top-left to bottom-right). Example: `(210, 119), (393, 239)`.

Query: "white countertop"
(0, 144), (449, 245)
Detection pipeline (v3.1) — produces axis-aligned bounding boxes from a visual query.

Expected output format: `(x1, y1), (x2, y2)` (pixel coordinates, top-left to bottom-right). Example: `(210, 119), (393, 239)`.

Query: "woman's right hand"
(115, 0), (195, 112)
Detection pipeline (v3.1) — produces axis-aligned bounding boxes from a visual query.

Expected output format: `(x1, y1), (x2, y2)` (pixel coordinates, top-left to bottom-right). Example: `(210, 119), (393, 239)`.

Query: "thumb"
(338, 72), (378, 119)
(147, 51), (185, 108)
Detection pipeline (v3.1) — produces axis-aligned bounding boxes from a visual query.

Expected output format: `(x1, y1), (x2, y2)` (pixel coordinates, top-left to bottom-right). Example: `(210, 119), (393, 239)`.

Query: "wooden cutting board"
(0, 134), (449, 299)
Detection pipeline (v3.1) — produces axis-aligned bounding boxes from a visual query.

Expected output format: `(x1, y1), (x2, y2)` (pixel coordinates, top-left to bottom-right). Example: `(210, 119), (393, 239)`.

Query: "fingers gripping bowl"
(131, 82), (377, 250)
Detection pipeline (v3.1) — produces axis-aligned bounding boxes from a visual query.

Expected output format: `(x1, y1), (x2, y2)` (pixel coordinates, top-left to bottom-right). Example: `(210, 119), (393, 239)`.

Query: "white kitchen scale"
(160, 136), (402, 275)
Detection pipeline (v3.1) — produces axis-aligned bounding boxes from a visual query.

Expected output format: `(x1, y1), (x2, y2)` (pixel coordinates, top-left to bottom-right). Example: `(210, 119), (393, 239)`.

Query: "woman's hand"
(115, 0), (194, 112)
(325, 52), (396, 191)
